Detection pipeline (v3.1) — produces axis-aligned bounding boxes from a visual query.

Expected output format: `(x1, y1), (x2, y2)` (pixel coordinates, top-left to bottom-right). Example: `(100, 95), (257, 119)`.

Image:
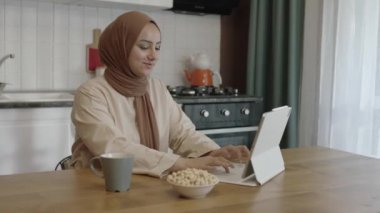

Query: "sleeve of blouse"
(72, 86), (179, 177)
(165, 89), (220, 158)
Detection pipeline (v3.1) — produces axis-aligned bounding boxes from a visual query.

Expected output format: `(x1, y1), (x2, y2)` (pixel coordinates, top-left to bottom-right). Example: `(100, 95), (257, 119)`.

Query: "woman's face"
(128, 23), (161, 76)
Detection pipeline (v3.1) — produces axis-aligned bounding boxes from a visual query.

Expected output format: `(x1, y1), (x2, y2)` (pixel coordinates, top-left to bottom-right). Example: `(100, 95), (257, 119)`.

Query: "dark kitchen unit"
(169, 86), (263, 149)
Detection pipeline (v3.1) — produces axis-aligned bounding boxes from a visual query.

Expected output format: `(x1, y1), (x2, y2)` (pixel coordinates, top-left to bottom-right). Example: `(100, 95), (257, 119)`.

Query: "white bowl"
(167, 179), (219, 199)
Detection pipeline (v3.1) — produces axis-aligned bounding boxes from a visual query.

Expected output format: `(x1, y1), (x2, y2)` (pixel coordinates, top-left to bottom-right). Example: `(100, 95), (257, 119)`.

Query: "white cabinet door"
(76, 0), (173, 10)
(0, 107), (73, 175)
(21, 0), (173, 10)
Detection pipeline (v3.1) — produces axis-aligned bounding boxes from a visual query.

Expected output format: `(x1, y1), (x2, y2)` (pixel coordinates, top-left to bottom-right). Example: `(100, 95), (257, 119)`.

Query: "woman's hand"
(169, 156), (234, 173)
(168, 145), (250, 174)
(207, 145), (250, 163)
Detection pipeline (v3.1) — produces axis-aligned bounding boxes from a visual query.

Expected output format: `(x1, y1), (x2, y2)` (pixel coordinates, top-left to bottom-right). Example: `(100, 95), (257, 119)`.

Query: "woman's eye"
(139, 45), (149, 50)
(138, 42), (160, 51)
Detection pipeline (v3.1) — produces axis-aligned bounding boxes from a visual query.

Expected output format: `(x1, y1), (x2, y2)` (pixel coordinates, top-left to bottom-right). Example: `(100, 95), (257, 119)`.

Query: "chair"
(55, 155), (73, 171)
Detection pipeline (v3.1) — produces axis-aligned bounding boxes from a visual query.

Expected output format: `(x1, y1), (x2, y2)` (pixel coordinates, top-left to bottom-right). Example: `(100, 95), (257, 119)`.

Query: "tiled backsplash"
(0, 0), (220, 91)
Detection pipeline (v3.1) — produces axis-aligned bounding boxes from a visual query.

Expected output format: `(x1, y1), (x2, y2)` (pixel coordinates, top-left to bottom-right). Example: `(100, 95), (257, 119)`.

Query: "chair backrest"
(55, 155), (73, 171)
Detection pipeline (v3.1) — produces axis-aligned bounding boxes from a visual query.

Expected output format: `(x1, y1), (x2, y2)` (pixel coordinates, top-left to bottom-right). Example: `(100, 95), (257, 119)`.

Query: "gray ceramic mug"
(90, 153), (134, 192)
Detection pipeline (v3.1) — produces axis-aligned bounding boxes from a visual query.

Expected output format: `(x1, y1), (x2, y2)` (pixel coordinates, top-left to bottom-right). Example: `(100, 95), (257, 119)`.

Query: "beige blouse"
(71, 76), (220, 177)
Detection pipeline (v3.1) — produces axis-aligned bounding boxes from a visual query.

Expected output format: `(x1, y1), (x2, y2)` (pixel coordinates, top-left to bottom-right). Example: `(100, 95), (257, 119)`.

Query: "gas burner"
(191, 86), (214, 96)
(211, 87), (224, 95)
(181, 88), (196, 96)
(167, 86), (239, 97)
(223, 87), (239, 96)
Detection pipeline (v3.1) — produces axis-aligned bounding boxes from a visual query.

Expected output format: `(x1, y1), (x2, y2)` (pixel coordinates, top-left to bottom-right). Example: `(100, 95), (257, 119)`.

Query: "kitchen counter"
(0, 92), (262, 108)
(0, 101), (73, 108)
(0, 91), (75, 108)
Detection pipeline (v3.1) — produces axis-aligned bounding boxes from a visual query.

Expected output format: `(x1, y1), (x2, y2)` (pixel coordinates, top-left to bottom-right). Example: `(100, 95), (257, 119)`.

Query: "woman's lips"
(144, 62), (154, 69)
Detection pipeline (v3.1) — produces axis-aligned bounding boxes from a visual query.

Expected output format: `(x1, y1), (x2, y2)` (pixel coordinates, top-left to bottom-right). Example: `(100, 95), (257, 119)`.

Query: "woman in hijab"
(70, 11), (250, 177)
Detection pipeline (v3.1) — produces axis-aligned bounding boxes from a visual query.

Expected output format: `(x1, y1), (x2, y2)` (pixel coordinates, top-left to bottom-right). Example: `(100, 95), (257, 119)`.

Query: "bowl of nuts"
(166, 168), (219, 199)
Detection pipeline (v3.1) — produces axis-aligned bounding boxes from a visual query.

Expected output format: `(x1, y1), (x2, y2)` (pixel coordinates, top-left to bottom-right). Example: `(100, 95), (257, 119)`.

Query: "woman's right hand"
(169, 156), (234, 173)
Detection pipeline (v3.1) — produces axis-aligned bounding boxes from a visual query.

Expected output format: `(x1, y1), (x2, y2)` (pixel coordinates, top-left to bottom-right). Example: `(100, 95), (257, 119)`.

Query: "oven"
(170, 86), (263, 149)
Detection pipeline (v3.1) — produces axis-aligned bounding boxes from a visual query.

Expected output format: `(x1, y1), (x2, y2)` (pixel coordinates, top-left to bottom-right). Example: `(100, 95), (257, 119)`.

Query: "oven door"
(199, 126), (257, 149)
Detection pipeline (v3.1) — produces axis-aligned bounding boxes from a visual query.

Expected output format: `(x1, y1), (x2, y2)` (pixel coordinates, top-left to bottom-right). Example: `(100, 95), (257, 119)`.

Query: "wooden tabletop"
(0, 147), (379, 212)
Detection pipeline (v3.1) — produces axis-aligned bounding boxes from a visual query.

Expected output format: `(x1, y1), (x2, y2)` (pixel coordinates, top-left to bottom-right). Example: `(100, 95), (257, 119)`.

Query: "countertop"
(0, 91), (75, 108)
(0, 92), (262, 108)
(0, 101), (73, 108)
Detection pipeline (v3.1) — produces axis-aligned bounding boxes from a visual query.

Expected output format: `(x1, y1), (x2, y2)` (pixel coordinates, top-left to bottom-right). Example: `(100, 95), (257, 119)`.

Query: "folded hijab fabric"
(98, 11), (159, 150)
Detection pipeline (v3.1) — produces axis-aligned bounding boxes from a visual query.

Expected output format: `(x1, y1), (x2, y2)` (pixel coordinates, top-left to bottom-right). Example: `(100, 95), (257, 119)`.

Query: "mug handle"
(89, 156), (104, 178)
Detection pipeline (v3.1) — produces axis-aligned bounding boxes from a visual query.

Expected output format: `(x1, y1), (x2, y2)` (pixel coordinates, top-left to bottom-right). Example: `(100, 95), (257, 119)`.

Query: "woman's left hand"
(207, 145), (250, 163)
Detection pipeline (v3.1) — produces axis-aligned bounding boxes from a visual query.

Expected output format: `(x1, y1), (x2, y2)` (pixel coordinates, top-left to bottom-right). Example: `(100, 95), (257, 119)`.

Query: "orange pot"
(184, 69), (221, 87)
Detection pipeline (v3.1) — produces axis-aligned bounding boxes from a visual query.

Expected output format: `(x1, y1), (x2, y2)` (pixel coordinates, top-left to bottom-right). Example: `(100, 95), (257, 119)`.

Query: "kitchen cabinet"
(0, 107), (74, 175)
(22, 0), (173, 10)
(220, 0), (250, 93)
(76, 0), (173, 10)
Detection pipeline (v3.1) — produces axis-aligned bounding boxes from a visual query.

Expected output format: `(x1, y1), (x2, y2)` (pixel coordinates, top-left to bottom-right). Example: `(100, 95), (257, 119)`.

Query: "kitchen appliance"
(183, 52), (222, 87)
(169, 85), (263, 148)
(87, 28), (103, 73)
(184, 69), (221, 87)
(170, 0), (240, 15)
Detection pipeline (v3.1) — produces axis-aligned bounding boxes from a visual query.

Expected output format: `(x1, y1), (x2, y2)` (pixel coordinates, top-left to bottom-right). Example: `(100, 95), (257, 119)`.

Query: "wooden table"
(0, 147), (379, 212)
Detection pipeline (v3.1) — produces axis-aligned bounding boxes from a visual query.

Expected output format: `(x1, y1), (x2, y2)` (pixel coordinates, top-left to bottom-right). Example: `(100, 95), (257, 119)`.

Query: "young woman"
(70, 11), (249, 177)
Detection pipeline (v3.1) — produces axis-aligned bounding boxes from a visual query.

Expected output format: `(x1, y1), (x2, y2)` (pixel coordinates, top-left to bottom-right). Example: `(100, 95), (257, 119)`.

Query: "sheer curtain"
(319, 0), (380, 158)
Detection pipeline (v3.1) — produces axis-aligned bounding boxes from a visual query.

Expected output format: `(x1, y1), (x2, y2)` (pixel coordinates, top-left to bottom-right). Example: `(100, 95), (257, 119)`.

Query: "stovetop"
(167, 86), (262, 104)
(167, 86), (239, 97)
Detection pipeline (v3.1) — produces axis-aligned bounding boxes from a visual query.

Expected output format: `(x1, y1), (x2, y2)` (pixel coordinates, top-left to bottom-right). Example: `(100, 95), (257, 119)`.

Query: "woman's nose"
(147, 49), (158, 60)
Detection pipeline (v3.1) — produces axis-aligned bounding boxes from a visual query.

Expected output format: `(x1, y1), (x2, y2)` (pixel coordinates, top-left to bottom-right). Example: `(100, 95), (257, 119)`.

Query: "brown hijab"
(98, 11), (159, 150)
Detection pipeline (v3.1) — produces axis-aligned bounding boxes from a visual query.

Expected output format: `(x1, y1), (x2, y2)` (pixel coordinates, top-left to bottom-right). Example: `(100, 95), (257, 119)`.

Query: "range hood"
(170, 0), (240, 15)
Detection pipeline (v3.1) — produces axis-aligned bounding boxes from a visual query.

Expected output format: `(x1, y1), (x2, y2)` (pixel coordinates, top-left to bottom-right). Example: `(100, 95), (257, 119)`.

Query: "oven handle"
(198, 126), (258, 135)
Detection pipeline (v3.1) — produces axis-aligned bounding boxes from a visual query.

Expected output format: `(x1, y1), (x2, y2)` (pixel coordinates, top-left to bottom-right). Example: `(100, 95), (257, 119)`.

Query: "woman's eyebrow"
(139, 39), (161, 44)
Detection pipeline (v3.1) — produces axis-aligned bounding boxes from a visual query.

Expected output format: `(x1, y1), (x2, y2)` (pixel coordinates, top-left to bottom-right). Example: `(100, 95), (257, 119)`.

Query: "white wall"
(0, 0), (221, 91)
